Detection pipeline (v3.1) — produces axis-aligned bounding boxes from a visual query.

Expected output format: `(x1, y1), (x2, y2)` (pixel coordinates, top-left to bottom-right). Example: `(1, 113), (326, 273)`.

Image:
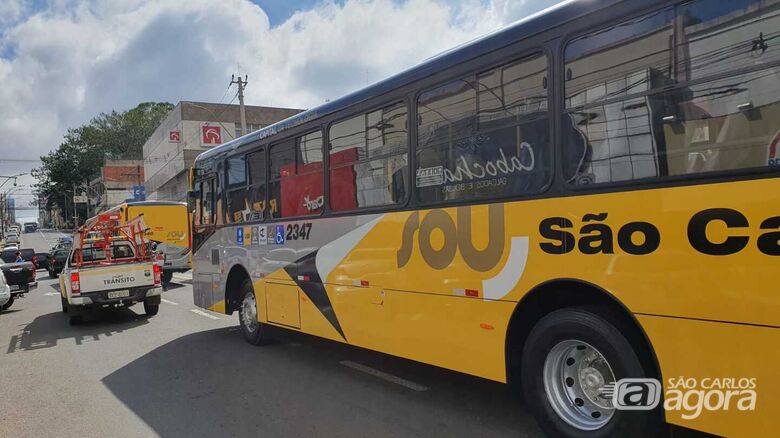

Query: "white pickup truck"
(59, 239), (163, 324)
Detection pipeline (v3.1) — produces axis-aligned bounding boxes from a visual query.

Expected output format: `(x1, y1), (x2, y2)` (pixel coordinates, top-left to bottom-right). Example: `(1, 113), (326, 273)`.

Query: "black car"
(0, 248), (38, 310)
(48, 250), (69, 278)
(35, 252), (50, 270)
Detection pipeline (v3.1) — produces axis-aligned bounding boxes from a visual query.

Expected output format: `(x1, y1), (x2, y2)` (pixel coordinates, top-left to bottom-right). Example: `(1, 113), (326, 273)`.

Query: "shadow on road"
(162, 282), (185, 290)
(102, 328), (540, 438)
(6, 308), (150, 354)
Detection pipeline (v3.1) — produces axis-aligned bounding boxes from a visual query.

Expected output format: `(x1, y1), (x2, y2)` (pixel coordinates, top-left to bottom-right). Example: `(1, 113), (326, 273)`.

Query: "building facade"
(143, 101), (302, 201)
(88, 160), (145, 214)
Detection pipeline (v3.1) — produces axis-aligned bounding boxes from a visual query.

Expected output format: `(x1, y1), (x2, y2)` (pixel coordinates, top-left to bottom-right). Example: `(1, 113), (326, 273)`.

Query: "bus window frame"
(411, 49), (555, 208)
(559, 0), (780, 193)
(268, 128), (327, 220)
(325, 99), (413, 215)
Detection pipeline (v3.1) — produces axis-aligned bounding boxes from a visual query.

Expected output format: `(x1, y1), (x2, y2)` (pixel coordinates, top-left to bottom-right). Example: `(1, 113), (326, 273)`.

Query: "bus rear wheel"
(520, 307), (663, 438)
(238, 278), (269, 345)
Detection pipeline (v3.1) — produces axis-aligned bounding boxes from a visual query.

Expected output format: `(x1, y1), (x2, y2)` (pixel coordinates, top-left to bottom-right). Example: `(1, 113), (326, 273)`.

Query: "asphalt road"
(0, 230), (543, 438)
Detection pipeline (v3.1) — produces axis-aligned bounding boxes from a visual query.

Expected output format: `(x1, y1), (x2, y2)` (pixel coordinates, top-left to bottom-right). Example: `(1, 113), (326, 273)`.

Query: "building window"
(269, 131), (324, 218)
(328, 102), (408, 211)
(416, 53), (550, 204)
(563, 1), (780, 185)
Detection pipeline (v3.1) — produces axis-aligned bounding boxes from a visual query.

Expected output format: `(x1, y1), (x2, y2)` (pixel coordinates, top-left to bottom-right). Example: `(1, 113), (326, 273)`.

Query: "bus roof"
(125, 201), (186, 207)
(194, 0), (604, 166)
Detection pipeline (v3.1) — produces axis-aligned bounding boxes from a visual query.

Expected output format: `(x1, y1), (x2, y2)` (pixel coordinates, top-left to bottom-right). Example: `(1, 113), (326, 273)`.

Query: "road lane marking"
(161, 298), (178, 305)
(339, 360), (429, 392)
(190, 308), (220, 320)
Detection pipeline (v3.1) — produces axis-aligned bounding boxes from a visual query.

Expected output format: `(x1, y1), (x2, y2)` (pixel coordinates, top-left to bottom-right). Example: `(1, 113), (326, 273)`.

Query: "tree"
(33, 102), (173, 226)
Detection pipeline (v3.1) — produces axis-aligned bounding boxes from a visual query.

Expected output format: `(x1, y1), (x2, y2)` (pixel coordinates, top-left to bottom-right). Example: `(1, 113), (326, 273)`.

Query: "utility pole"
(230, 74), (248, 135)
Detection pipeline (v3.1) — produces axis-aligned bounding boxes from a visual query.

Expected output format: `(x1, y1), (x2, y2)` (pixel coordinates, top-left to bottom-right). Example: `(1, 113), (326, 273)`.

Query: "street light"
(0, 173), (27, 191)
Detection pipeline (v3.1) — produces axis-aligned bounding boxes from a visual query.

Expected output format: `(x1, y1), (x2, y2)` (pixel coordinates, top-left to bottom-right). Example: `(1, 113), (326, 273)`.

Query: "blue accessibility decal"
(236, 227), (244, 245)
(275, 224), (285, 244)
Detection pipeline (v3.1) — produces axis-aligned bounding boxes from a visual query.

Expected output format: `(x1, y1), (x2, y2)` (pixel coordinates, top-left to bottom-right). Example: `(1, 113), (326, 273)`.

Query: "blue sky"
(0, 0), (561, 220)
(251, 0), (347, 26)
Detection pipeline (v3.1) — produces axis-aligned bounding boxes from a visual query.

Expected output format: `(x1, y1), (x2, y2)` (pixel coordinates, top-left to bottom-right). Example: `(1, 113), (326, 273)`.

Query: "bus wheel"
(1, 296), (13, 310)
(238, 279), (269, 345)
(521, 307), (662, 438)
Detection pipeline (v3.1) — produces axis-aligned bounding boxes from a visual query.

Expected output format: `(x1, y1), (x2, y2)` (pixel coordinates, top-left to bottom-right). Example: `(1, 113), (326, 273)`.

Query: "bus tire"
(520, 307), (663, 438)
(144, 301), (160, 316)
(1, 296), (13, 310)
(238, 278), (269, 345)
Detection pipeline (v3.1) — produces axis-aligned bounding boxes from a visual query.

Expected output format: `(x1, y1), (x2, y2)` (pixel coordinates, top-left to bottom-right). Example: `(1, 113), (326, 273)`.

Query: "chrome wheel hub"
(241, 292), (258, 333)
(543, 340), (616, 430)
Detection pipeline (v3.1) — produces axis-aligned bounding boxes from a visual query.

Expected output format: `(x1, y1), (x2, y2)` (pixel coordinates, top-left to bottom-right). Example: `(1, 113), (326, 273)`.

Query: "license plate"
(9, 284), (19, 291)
(108, 290), (130, 299)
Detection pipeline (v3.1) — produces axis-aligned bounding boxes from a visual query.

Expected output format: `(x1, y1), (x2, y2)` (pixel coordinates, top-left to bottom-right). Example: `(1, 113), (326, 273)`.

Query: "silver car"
(0, 270), (11, 310)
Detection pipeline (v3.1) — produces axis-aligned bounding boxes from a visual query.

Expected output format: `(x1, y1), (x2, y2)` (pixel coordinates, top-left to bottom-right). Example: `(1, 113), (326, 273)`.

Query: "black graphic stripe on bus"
(284, 251), (346, 342)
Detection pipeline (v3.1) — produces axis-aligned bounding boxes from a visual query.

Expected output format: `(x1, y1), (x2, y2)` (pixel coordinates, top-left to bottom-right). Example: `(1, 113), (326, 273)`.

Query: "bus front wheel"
(520, 307), (664, 438)
(238, 279), (269, 345)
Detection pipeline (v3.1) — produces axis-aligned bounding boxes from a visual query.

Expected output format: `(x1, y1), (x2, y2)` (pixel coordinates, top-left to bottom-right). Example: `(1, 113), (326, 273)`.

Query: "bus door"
(192, 176), (218, 308)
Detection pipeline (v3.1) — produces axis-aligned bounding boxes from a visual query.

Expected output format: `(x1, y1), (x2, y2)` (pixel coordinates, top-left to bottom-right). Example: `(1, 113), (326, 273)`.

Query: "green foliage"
(32, 102), (173, 219)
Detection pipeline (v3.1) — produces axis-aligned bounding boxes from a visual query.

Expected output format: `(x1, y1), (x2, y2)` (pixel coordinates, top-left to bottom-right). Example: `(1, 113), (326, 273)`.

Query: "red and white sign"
(202, 125), (222, 145)
(169, 130), (180, 142)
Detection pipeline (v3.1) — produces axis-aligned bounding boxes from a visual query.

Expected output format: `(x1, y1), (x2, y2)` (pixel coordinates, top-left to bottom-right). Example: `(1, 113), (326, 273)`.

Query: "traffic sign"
(132, 185), (146, 201)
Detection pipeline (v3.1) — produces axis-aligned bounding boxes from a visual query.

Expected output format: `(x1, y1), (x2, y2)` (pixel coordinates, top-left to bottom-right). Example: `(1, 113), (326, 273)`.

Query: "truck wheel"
(238, 278), (269, 345)
(162, 270), (173, 283)
(520, 307), (663, 438)
(143, 301), (160, 316)
(1, 297), (13, 310)
(61, 297), (68, 313)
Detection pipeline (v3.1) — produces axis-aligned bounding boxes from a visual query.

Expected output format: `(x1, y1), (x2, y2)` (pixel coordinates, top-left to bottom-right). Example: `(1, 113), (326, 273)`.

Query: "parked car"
(0, 248), (38, 310)
(6, 234), (20, 245)
(35, 252), (50, 270)
(48, 250), (69, 278)
(0, 271), (11, 310)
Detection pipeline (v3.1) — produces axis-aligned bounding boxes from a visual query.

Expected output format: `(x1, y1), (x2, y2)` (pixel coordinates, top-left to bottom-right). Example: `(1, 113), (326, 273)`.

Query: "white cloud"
(0, 0), (560, 220)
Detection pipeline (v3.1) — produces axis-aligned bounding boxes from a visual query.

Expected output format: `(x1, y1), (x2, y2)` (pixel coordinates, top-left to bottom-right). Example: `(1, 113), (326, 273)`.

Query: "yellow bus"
(107, 201), (191, 283)
(189, 1), (779, 436)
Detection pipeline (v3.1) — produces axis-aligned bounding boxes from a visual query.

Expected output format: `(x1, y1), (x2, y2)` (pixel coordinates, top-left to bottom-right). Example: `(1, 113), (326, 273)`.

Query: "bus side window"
(415, 53), (550, 204)
(247, 148), (267, 220)
(226, 156), (248, 224)
(201, 179), (214, 225)
(270, 131), (324, 218)
(563, 1), (780, 185)
(329, 102), (409, 211)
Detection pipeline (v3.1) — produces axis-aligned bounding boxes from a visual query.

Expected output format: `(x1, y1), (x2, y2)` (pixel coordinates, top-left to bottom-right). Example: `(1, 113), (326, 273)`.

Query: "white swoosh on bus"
(315, 215), (384, 283)
(482, 236), (529, 301)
